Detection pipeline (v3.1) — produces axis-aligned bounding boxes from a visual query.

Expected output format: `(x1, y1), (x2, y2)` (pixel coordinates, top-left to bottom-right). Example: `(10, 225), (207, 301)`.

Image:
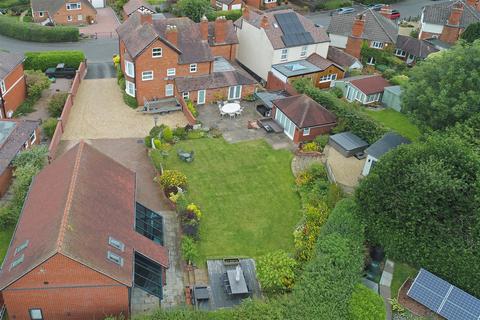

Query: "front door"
(197, 89), (206, 105)
(274, 109), (295, 140)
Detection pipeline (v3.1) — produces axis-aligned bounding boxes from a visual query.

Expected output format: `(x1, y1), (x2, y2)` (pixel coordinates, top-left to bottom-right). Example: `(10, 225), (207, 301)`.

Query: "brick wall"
(211, 44), (237, 61)
(293, 124), (335, 144)
(2, 64), (26, 117)
(419, 30), (441, 40)
(50, 0), (97, 25)
(266, 71), (286, 91)
(0, 168), (13, 197)
(178, 95), (196, 125)
(3, 254), (129, 320)
(439, 26), (463, 44)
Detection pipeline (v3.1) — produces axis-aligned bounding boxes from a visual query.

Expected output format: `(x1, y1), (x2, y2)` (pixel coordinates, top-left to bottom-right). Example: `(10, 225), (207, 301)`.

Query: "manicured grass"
(147, 0), (164, 4)
(324, 0), (353, 10)
(0, 227), (14, 262)
(364, 108), (421, 141)
(391, 262), (417, 299)
(163, 138), (301, 264)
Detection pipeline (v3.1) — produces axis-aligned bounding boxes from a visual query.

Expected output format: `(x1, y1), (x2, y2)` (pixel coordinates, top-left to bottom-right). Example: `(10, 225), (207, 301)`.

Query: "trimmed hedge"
(0, 15), (79, 42)
(205, 9), (242, 21)
(24, 51), (85, 71)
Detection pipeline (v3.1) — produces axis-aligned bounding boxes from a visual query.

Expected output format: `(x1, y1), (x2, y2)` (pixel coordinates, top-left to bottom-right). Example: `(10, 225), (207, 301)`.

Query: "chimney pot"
(200, 15), (208, 41)
(466, 0), (476, 7)
(165, 24), (178, 46)
(260, 15), (269, 29)
(140, 13), (152, 25)
(351, 14), (365, 38)
(447, 3), (464, 26)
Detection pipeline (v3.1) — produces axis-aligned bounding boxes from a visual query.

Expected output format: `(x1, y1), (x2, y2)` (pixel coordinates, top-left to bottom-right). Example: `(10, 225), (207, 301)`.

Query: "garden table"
(221, 103), (241, 115)
(227, 267), (248, 295)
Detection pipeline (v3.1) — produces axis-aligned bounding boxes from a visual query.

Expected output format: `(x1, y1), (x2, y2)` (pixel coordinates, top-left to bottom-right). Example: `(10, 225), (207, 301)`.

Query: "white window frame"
(367, 57), (375, 65)
(66, 2), (81, 10)
(300, 46), (308, 58)
(303, 128), (310, 136)
(141, 70), (153, 81)
(189, 64), (197, 73)
(107, 251), (124, 266)
(165, 84), (174, 97)
(264, 0), (276, 3)
(152, 47), (162, 58)
(108, 236), (125, 251)
(29, 309), (43, 320)
(38, 11), (44, 17)
(67, 15), (72, 21)
(125, 60), (135, 78)
(228, 85), (242, 100)
(29, 131), (36, 145)
(182, 92), (189, 100)
(125, 80), (135, 97)
(77, 14), (83, 21)
(280, 48), (288, 61)
(167, 68), (176, 77)
(197, 89), (206, 104)
(371, 41), (384, 49)
(0, 80), (5, 94)
(394, 48), (406, 57)
(319, 74), (337, 83)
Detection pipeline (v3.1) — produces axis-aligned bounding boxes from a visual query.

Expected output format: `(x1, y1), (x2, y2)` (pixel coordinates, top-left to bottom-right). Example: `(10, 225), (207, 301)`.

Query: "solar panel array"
(407, 269), (480, 320)
(274, 12), (314, 47)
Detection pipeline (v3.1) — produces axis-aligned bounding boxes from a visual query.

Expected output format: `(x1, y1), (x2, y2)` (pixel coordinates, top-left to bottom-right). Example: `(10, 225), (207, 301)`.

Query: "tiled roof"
(396, 35), (439, 59)
(0, 142), (169, 290)
(117, 13), (214, 64)
(175, 68), (256, 92)
(208, 20), (238, 46)
(123, 0), (155, 16)
(273, 94), (336, 129)
(366, 132), (410, 159)
(348, 74), (390, 95)
(422, 0), (480, 27)
(31, 0), (96, 15)
(327, 9), (398, 43)
(327, 46), (362, 69)
(306, 53), (343, 71)
(0, 120), (39, 175)
(236, 9), (330, 49)
(0, 52), (24, 80)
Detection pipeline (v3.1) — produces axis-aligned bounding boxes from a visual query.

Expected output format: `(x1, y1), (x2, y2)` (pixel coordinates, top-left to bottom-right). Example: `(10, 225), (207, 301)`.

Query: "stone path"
(380, 259), (395, 320)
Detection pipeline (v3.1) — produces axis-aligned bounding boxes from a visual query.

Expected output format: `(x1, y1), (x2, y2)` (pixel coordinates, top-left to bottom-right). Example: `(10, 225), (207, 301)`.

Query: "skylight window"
(14, 240), (29, 255)
(108, 236), (125, 252)
(10, 254), (24, 271)
(285, 63), (306, 72)
(107, 251), (124, 266)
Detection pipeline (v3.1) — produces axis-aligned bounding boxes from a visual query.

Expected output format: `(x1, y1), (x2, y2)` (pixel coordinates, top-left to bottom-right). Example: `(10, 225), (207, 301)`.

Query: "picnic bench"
(178, 149), (194, 162)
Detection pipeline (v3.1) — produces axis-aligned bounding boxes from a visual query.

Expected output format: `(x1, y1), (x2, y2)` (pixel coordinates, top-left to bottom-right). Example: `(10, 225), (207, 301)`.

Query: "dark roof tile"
(0, 52), (24, 80)
(396, 35), (439, 59)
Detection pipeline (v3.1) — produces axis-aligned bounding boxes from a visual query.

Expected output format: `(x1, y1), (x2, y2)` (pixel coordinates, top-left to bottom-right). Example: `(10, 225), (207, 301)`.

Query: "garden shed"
(328, 132), (369, 157)
(382, 85), (402, 111)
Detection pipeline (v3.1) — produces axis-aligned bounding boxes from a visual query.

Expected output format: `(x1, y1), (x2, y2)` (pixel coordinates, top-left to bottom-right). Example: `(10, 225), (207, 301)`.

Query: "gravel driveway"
(62, 78), (188, 140)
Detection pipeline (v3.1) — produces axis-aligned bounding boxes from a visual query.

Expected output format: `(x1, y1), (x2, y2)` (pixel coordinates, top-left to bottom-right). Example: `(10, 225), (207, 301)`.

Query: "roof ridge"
(369, 9), (397, 43)
(56, 141), (85, 251)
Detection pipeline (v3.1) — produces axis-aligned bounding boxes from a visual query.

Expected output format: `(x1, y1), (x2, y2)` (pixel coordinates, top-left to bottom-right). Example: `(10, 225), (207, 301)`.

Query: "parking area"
(85, 62), (116, 79)
(61, 78), (188, 140)
(79, 7), (120, 38)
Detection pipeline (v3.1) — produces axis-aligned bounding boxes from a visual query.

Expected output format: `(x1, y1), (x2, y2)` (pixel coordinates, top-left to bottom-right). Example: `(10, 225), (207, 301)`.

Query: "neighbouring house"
(211, 0), (242, 11)
(123, 0), (155, 20)
(334, 74), (390, 105)
(327, 46), (363, 71)
(327, 8), (398, 59)
(31, 0), (97, 25)
(395, 35), (439, 64)
(0, 119), (40, 197)
(272, 94), (336, 143)
(244, 0), (277, 10)
(0, 141), (168, 320)
(381, 85), (402, 111)
(0, 52), (26, 118)
(235, 8), (331, 82)
(328, 131), (368, 157)
(362, 132), (410, 175)
(419, 0), (480, 44)
(117, 13), (255, 106)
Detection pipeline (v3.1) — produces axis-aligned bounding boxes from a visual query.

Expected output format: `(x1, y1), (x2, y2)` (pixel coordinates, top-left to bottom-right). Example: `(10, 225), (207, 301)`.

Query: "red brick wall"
(2, 64), (26, 116)
(3, 254), (129, 320)
(48, 0), (97, 25)
(419, 30), (440, 40)
(32, 11), (49, 23)
(293, 124), (335, 144)
(266, 71), (286, 91)
(185, 84), (255, 104)
(210, 44), (237, 61)
(0, 167), (13, 197)
(439, 26), (463, 44)
(245, 0), (261, 8)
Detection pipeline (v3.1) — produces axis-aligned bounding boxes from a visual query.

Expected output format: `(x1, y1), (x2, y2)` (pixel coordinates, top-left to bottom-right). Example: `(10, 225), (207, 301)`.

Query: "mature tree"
(461, 23), (480, 43)
(176, 0), (212, 22)
(355, 135), (480, 296)
(402, 41), (480, 130)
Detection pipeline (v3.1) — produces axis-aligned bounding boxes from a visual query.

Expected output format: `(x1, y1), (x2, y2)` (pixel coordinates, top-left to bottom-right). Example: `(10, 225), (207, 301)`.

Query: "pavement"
(85, 62), (117, 79)
(79, 7), (120, 39)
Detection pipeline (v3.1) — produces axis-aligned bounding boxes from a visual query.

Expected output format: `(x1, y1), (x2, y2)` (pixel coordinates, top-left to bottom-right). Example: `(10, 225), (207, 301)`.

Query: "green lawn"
(163, 138), (302, 264)
(0, 227), (14, 262)
(364, 109), (421, 141)
(391, 262), (417, 299)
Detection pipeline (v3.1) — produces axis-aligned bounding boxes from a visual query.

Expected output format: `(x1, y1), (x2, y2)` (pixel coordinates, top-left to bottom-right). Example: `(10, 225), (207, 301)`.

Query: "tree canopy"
(355, 134), (480, 296)
(461, 23), (480, 43)
(176, 0), (212, 22)
(402, 41), (480, 130)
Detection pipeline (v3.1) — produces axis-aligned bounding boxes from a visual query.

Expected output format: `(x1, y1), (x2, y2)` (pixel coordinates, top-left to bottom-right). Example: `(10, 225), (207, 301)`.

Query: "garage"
(90, 0), (105, 8)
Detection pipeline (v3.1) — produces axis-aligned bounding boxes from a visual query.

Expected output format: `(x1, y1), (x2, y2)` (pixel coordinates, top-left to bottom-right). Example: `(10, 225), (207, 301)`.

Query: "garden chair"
(229, 113), (236, 119)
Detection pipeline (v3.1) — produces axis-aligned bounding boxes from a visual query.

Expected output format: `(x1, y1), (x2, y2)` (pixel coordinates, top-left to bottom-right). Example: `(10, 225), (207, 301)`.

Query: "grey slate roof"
(255, 91), (289, 109)
(384, 85), (402, 96)
(366, 132), (410, 159)
(175, 69), (256, 92)
(327, 8), (398, 43)
(327, 46), (362, 69)
(31, 0), (96, 15)
(123, 0), (155, 16)
(235, 9), (330, 49)
(329, 132), (368, 152)
(272, 59), (320, 77)
(396, 35), (439, 59)
(422, 0), (480, 28)
(0, 52), (24, 81)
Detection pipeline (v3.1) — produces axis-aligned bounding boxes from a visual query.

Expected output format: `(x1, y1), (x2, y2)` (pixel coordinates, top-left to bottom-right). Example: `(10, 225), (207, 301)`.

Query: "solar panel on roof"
(274, 12), (314, 47)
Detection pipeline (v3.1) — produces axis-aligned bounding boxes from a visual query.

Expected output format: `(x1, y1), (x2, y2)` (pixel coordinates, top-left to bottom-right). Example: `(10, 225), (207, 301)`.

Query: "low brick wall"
(178, 95), (197, 125)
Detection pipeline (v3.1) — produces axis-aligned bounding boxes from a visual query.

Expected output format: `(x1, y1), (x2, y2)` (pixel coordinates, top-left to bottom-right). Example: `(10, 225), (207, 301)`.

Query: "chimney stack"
(477, 1), (480, 12)
(165, 25), (178, 46)
(243, 6), (249, 20)
(351, 14), (365, 38)
(466, 0), (476, 7)
(447, 3), (463, 26)
(200, 15), (208, 41)
(215, 16), (227, 44)
(345, 14), (365, 58)
(379, 5), (391, 19)
(260, 15), (269, 29)
(140, 13), (153, 25)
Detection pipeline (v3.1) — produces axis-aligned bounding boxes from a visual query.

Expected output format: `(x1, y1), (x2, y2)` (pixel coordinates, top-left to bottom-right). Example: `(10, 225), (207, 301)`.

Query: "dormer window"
(108, 236), (125, 251)
(66, 2), (81, 10)
(107, 251), (124, 266)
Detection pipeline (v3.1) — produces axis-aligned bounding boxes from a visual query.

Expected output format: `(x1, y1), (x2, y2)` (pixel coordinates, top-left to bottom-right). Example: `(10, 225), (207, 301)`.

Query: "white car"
(331, 7), (356, 15)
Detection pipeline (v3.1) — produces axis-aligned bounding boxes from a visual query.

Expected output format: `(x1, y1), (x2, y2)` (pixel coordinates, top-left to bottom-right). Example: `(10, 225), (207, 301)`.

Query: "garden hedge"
(24, 51), (85, 71)
(0, 16), (79, 42)
(205, 9), (242, 21)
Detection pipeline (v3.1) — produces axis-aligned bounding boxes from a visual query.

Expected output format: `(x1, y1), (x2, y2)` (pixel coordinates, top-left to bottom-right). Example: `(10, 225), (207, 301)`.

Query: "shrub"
(0, 16), (79, 42)
(150, 124), (166, 138)
(173, 127), (187, 140)
(48, 92), (68, 117)
(205, 9), (242, 21)
(186, 99), (198, 117)
(162, 127), (173, 143)
(302, 141), (319, 152)
(181, 236), (198, 264)
(24, 70), (50, 99)
(123, 92), (138, 109)
(187, 130), (205, 139)
(42, 118), (58, 139)
(314, 135), (329, 151)
(13, 99), (36, 117)
(24, 51), (84, 71)
(257, 250), (297, 294)
(330, 86), (343, 98)
(348, 284), (386, 320)
(144, 135), (152, 148)
(157, 170), (188, 190)
(149, 149), (165, 172)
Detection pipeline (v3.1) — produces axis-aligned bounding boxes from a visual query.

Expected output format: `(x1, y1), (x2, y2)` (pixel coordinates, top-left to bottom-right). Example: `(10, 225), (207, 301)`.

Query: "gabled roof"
(123, 0), (155, 16)
(273, 94), (336, 129)
(422, 0), (480, 27)
(396, 35), (439, 59)
(327, 46), (362, 69)
(327, 8), (398, 43)
(175, 68), (255, 92)
(306, 53), (343, 71)
(0, 52), (24, 81)
(366, 132), (410, 159)
(347, 74), (390, 95)
(0, 142), (168, 290)
(235, 9), (330, 49)
(31, 0), (96, 15)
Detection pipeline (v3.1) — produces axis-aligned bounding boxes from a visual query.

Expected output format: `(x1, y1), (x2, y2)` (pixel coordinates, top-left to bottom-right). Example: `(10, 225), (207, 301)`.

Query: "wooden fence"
(178, 95), (197, 125)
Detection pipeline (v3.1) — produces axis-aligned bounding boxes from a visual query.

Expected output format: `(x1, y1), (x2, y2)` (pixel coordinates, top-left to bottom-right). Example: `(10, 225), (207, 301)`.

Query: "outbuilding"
(328, 131), (369, 157)
(381, 85), (402, 111)
(362, 132), (410, 176)
(334, 74), (390, 105)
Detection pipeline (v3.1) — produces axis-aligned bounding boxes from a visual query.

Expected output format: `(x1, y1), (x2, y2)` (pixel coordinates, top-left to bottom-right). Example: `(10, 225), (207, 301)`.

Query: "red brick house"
(0, 52), (27, 118)
(272, 94), (336, 143)
(0, 142), (169, 320)
(0, 119), (40, 197)
(116, 13), (256, 106)
(31, 0), (97, 25)
(211, 0), (242, 11)
(244, 0), (277, 10)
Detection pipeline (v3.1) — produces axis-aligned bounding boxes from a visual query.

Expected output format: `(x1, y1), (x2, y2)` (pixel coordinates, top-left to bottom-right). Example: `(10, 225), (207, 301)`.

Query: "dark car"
(368, 3), (385, 11)
(45, 63), (76, 79)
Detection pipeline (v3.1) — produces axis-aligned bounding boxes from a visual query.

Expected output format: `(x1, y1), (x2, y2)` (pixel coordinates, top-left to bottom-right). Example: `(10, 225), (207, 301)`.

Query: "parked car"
(368, 3), (384, 11)
(385, 9), (401, 20)
(330, 7), (355, 16)
(45, 63), (76, 79)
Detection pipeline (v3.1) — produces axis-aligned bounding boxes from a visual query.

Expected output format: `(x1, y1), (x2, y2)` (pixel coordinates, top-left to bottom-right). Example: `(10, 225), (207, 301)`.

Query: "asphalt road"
(85, 62), (117, 79)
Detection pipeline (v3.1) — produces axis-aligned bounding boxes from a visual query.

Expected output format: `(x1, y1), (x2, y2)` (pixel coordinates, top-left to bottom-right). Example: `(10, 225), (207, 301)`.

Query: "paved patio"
(324, 145), (366, 191)
(196, 102), (295, 150)
(79, 7), (120, 38)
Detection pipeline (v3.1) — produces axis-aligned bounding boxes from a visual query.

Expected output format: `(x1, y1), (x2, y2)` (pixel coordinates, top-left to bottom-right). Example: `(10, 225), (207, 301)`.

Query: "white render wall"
(420, 21), (443, 37)
(362, 155), (377, 176)
(271, 41), (330, 65)
(329, 34), (348, 49)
